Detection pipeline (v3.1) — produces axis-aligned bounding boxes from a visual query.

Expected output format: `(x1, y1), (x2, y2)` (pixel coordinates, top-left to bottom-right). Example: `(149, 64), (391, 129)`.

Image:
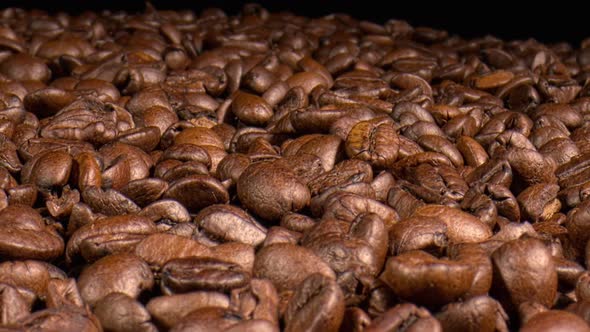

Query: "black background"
(3, 0), (588, 46)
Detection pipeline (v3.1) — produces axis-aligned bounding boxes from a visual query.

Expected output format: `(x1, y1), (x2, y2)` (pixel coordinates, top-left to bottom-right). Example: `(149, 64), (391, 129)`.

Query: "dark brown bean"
(77, 253), (154, 307)
(285, 274), (345, 332)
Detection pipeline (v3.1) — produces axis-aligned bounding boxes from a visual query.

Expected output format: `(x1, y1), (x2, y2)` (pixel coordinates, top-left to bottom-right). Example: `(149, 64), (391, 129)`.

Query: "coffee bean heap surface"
(1, 3), (590, 331)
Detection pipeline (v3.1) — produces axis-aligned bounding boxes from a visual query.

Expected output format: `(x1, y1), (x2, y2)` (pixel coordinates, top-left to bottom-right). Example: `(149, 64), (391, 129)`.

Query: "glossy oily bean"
(237, 161), (310, 221)
(284, 274), (345, 332)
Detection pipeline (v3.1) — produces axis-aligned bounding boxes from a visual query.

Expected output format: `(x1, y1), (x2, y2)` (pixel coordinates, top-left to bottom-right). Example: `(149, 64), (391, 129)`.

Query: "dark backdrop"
(3, 0), (587, 45)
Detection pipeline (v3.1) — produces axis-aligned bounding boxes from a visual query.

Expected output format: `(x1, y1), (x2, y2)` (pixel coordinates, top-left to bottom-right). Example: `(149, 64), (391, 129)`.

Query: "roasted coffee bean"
(457, 136), (490, 168)
(159, 161), (210, 183)
(161, 257), (251, 294)
(208, 242), (256, 274)
(491, 237), (557, 313)
(138, 199), (191, 225)
(2, 190), (21, 212)
(301, 214), (388, 279)
(21, 305), (102, 332)
(168, 307), (243, 332)
(45, 278), (84, 309)
(465, 158), (513, 188)
(520, 310), (590, 332)
(237, 161), (310, 221)
(77, 253), (154, 307)
(40, 98), (128, 145)
(308, 159), (373, 196)
(461, 186), (498, 228)
(21, 150), (72, 191)
(163, 175), (229, 213)
(0, 260), (66, 299)
(66, 215), (156, 263)
(225, 319), (279, 332)
(134, 233), (211, 268)
(94, 292), (157, 332)
(147, 292), (230, 329)
(161, 144), (211, 166)
(230, 278), (280, 325)
(386, 184), (425, 219)
(23, 88), (74, 119)
(417, 135), (464, 168)
(0, 205), (64, 261)
(46, 186), (80, 218)
(0, 53), (51, 82)
(0, 283), (33, 327)
(321, 192), (399, 229)
(280, 213), (317, 233)
(284, 274), (345, 332)
(365, 303), (442, 332)
(517, 183), (561, 222)
(0, 135), (22, 173)
(195, 205), (267, 246)
(232, 91), (274, 126)
(99, 143), (152, 186)
(340, 307), (371, 332)
(282, 134), (343, 172)
(473, 70), (514, 90)
(566, 199), (590, 252)
(407, 204), (492, 244)
(576, 272), (590, 303)
(217, 153), (251, 184)
(81, 186), (141, 216)
(380, 245), (492, 307)
(345, 117), (399, 169)
(504, 147), (558, 187)
(435, 296), (509, 332)
(254, 244), (335, 292)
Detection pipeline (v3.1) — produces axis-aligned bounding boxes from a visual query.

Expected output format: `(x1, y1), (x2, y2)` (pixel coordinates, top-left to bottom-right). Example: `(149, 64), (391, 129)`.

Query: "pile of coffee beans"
(1, 3), (590, 331)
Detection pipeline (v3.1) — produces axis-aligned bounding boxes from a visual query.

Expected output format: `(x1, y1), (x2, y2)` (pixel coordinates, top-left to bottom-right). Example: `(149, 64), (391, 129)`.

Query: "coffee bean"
(435, 296), (509, 332)
(45, 278), (84, 309)
(0, 205), (64, 261)
(134, 233), (211, 268)
(163, 175), (229, 213)
(139, 199), (191, 225)
(147, 292), (230, 329)
(365, 303), (442, 332)
(0, 53), (51, 82)
(21, 150), (72, 190)
(282, 134), (343, 172)
(254, 244), (335, 292)
(66, 215), (156, 263)
(24, 87), (77, 118)
(120, 178), (169, 207)
(0, 260), (66, 299)
(345, 117), (399, 169)
(237, 161), (310, 221)
(81, 186), (141, 216)
(379, 246), (491, 307)
(0, 283), (33, 327)
(521, 310), (590, 332)
(284, 274), (345, 332)
(94, 292), (157, 332)
(77, 253), (154, 307)
(21, 305), (102, 332)
(169, 307), (243, 332)
(491, 237), (557, 313)
(232, 91), (274, 126)
(195, 205), (267, 246)
(161, 257), (251, 294)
